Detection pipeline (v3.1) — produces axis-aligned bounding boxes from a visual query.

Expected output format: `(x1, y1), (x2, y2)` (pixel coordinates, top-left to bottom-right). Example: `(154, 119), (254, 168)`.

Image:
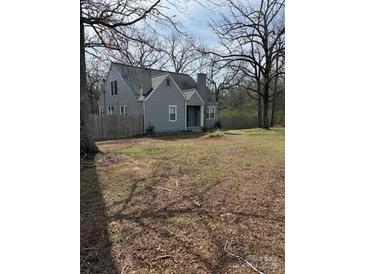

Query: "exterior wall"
(205, 102), (219, 128)
(186, 91), (203, 106)
(98, 64), (143, 116)
(144, 75), (186, 132)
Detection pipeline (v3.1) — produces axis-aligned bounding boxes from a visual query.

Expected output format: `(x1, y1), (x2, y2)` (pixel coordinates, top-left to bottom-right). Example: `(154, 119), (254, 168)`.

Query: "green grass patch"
(225, 128), (284, 137)
(209, 129), (225, 138)
(110, 232), (123, 242)
(170, 216), (189, 226)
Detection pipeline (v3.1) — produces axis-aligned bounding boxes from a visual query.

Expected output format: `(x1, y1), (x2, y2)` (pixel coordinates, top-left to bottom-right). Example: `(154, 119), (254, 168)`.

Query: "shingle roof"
(151, 74), (168, 90)
(112, 63), (197, 99)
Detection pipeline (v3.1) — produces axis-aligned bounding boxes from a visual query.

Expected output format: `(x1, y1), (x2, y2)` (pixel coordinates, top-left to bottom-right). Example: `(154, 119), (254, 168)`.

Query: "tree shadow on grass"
(80, 154), (118, 274)
(80, 151), (284, 273)
(104, 169), (280, 273)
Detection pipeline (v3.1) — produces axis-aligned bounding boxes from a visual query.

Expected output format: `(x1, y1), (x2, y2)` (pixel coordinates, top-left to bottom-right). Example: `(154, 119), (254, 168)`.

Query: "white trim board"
(168, 105), (177, 122)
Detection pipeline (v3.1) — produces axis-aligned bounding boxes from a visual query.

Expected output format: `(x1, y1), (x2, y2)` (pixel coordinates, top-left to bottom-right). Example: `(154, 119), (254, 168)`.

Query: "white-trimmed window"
(210, 106), (216, 119)
(111, 81), (118, 96)
(120, 105), (127, 115)
(100, 106), (105, 115)
(169, 105), (177, 121)
(107, 105), (114, 115)
(207, 106), (216, 119)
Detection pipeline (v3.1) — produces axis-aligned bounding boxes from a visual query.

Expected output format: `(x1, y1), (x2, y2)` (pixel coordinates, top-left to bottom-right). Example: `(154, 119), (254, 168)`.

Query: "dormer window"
(166, 78), (170, 87)
(111, 81), (118, 96)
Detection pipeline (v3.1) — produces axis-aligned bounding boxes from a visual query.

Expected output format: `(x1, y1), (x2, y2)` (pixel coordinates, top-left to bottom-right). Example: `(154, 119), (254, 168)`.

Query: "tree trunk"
(270, 93), (276, 127)
(270, 74), (279, 127)
(256, 78), (263, 128)
(80, 13), (98, 156)
(271, 54), (279, 127)
(262, 80), (270, 129)
(257, 94), (263, 128)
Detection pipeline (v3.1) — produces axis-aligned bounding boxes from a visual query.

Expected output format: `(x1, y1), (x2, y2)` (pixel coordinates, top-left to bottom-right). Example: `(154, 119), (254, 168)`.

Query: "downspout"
(202, 102), (205, 127)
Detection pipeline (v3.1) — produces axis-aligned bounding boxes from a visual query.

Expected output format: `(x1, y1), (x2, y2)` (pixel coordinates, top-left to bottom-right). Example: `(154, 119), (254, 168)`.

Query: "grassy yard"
(81, 128), (284, 274)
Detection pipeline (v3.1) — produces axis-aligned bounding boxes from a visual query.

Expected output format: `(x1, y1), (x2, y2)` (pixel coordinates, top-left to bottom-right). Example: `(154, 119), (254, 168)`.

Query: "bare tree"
(160, 33), (203, 75)
(86, 58), (108, 114)
(204, 0), (285, 129)
(270, 50), (284, 126)
(90, 27), (167, 69)
(80, 0), (180, 155)
(206, 55), (243, 102)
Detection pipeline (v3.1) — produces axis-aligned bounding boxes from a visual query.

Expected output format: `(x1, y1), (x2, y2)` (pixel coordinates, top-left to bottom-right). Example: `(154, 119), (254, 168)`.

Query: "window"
(107, 105), (114, 115)
(207, 106), (216, 119)
(169, 105), (177, 121)
(166, 79), (170, 86)
(111, 81), (118, 96)
(120, 105), (127, 115)
(210, 106), (216, 119)
(100, 106), (105, 115)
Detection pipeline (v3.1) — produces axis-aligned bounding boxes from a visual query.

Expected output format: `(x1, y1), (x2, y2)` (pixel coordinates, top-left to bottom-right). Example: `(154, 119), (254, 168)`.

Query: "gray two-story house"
(98, 63), (218, 133)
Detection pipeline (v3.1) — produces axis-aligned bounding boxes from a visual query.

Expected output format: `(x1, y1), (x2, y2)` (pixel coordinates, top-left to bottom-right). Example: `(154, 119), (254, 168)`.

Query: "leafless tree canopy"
(204, 0), (285, 128)
(80, 0), (180, 154)
(159, 33), (205, 75)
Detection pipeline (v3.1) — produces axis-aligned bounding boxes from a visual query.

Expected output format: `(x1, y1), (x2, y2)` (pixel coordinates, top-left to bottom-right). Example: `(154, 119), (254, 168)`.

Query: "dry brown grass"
(81, 128), (284, 274)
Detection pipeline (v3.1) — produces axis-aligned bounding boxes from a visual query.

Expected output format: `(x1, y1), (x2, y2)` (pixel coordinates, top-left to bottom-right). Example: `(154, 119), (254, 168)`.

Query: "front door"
(187, 106), (201, 127)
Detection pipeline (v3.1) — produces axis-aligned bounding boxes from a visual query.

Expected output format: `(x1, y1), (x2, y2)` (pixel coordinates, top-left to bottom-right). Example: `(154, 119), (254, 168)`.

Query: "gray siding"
(145, 75), (186, 132)
(98, 65), (143, 116)
(186, 91), (203, 106)
(205, 102), (219, 128)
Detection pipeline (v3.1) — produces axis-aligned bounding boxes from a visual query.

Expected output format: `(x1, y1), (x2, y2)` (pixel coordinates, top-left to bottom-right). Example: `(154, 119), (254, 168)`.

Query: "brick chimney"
(196, 73), (207, 102)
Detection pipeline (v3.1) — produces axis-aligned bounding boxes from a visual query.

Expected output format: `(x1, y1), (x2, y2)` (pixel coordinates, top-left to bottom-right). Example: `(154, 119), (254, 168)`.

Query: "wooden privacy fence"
(90, 114), (144, 140)
(219, 114), (257, 130)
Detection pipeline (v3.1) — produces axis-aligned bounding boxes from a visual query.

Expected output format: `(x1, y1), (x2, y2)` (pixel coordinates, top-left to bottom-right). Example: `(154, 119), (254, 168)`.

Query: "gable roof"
(182, 89), (195, 100)
(145, 73), (187, 102)
(182, 88), (204, 104)
(151, 74), (168, 90)
(112, 63), (197, 99)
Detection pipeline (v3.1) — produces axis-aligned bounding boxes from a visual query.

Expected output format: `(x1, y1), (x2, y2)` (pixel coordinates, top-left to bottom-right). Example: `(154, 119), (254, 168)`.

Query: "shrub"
(201, 126), (209, 132)
(146, 124), (155, 135)
(215, 120), (222, 129)
(209, 129), (224, 137)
